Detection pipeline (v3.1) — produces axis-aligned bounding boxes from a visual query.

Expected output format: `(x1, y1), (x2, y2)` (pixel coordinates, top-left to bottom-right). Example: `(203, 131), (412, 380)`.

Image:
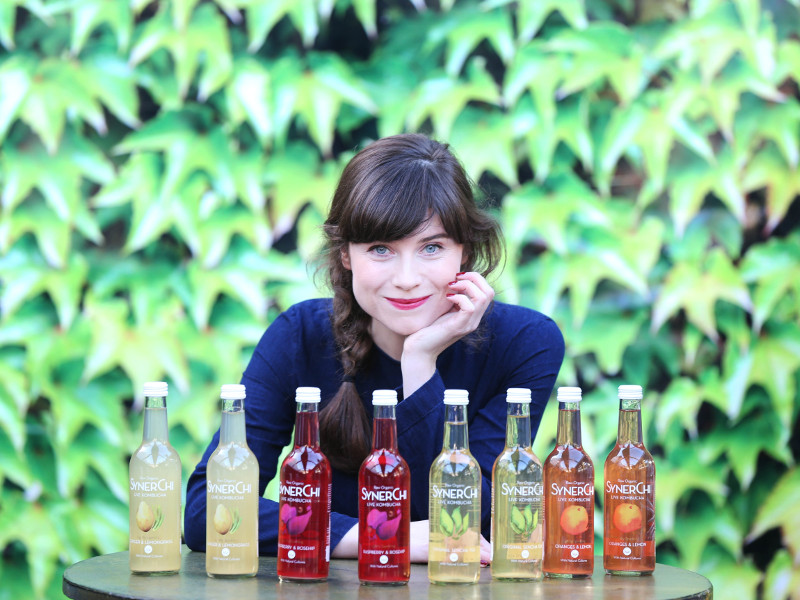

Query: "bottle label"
(498, 483), (543, 562)
(129, 475), (181, 561)
(278, 481), (331, 568)
(550, 481), (594, 565)
(430, 484), (480, 566)
(206, 476), (255, 564)
(605, 477), (654, 561)
(359, 484), (408, 575)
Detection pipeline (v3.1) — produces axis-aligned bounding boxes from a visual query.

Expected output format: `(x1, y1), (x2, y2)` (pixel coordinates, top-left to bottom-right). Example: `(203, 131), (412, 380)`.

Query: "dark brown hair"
(318, 133), (503, 472)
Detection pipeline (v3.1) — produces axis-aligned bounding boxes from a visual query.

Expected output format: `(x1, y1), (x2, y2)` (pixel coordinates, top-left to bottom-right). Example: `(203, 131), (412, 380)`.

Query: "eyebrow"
(419, 233), (452, 243)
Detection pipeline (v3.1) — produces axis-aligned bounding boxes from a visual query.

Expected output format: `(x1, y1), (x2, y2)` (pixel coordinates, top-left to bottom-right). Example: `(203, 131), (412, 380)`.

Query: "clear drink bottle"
(206, 384), (259, 577)
(277, 387), (332, 581)
(604, 384), (656, 575)
(358, 390), (411, 585)
(543, 387), (595, 578)
(428, 389), (481, 584)
(129, 382), (182, 574)
(491, 388), (543, 580)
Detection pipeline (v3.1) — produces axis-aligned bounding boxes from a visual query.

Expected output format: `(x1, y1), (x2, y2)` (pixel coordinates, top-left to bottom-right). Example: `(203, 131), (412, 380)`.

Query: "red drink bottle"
(604, 385), (656, 575)
(543, 387), (595, 578)
(358, 390), (411, 585)
(277, 387), (332, 581)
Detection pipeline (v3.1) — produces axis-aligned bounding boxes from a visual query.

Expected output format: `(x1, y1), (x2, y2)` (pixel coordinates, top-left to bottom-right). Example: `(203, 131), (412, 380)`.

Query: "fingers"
(447, 272), (495, 306)
(480, 534), (492, 565)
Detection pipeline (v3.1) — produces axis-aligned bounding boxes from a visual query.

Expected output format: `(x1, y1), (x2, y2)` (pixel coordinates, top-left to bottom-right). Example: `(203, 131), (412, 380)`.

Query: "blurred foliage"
(0, 0), (799, 598)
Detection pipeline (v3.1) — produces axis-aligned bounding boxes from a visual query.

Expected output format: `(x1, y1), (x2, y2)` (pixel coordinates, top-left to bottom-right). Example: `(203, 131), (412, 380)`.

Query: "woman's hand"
(401, 271), (495, 397)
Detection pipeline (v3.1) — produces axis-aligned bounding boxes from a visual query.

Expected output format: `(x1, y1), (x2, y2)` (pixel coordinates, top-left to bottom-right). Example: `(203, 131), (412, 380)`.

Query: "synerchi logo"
(551, 482), (594, 496)
(207, 481), (252, 494)
(500, 482), (543, 496)
(606, 481), (652, 495)
(431, 485), (478, 500)
(130, 479), (174, 492)
(279, 483), (320, 498)
(361, 487), (407, 502)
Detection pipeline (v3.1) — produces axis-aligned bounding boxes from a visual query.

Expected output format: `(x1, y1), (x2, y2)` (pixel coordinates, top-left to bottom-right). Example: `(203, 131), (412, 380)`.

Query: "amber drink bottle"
(543, 387), (594, 578)
(604, 384), (655, 575)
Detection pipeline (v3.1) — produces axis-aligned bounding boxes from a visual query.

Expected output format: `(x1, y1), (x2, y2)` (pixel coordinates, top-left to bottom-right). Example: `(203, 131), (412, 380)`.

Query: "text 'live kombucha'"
(358, 390), (410, 585)
(604, 385), (656, 575)
(543, 387), (595, 578)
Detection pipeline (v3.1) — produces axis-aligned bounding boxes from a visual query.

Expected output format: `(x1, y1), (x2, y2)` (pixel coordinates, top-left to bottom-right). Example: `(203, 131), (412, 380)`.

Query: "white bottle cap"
(372, 390), (398, 406)
(618, 385), (643, 400)
(296, 387), (321, 403)
(220, 384), (246, 399)
(557, 387), (582, 402)
(143, 382), (168, 397)
(506, 388), (531, 404)
(443, 389), (469, 405)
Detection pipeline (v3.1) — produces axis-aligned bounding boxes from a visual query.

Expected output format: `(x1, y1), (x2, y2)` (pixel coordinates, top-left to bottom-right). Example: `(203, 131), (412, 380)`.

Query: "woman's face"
(342, 215), (465, 358)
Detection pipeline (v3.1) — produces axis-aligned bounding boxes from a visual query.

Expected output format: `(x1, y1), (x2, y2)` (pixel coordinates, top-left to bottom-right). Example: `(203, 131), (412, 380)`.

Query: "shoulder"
(485, 301), (562, 341)
(256, 298), (333, 348)
(278, 297), (333, 327)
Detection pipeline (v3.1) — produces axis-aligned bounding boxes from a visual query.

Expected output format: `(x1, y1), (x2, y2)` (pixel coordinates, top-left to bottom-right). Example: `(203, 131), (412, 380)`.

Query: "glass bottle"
(277, 387), (332, 581)
(206, 384), (259, 578)
(428, 389), (481, 584)
(604, 384), (656, 575)
(129, 382), (182, 574)
(543, 387), (595, 578)
(358, 390), (411, 585)
(491, 388), (543, 580)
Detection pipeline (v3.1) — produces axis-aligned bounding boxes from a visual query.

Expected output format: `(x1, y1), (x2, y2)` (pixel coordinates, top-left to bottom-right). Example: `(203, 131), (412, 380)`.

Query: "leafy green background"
(0, 1), (798, 598)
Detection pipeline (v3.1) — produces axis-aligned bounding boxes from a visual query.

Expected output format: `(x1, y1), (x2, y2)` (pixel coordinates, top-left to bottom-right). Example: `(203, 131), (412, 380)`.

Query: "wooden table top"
(63, 548), (712, 600)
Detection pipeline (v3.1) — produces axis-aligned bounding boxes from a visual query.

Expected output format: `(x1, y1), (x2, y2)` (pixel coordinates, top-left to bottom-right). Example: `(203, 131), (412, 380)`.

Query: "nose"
(391, 254), (422, 290)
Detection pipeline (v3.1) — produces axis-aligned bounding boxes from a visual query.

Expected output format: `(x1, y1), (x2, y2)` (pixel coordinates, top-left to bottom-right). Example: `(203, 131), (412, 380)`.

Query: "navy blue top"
(184, 298), (564, 555)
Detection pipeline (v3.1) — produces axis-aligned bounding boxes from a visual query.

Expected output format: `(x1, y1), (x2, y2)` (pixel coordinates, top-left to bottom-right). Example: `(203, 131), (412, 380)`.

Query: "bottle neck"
(372, 404), (398, 452)
(505, 402), (531, 448)
(617, 398), (643, 444)
(220, 397), (246, 444)
(556, 401), (582, 446)
(142, 395), (169, 442)
(294, 401), (321, 449)
(443, 404), (469, 451)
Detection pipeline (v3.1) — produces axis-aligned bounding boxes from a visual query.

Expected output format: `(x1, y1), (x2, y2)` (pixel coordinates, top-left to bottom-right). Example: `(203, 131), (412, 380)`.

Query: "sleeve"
(466, 313), (565, 539)
(183, 309), (358, 555)
(395, 372), (447, 526)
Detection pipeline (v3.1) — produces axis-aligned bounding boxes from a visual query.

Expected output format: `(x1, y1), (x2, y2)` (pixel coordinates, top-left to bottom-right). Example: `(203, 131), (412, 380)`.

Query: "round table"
(63, 549), (713, 600)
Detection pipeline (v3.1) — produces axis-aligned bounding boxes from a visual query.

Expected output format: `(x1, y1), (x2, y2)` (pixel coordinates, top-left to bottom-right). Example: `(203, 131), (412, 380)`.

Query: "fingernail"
(448, 280), (458, 286)
(446, 293), (455, 297)
(456, 272), (466, 276)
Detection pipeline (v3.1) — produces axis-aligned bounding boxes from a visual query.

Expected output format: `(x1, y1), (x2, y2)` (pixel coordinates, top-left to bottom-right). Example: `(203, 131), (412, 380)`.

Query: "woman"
(184, 133), (565, 562)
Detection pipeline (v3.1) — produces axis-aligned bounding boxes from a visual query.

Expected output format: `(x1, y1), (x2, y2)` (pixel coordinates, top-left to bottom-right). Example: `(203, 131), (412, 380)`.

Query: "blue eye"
(423, 243), (442, 254)
(369, 245), (389, 255)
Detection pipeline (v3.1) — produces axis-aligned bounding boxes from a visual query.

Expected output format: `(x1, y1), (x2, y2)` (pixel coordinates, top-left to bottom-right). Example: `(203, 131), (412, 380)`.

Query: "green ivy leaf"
(742, 145), (800, 234)
(225, 57), (272, 144)
(130, 4), (232, 100)
(0, 2), (15, 49)
(748, 467), (800, 563)
(425, 7), (515, 76)
(70, 0), (133, 56)
(0, 54), (34, 144)
(406, 58), (499, 141)
(762, 550), (799, 600)
(740, 235), (800, 331)
(270, 52), (377, 155)
(747, 326), (800, 437)
(656, 463), (728, 534)
(562, 311), (646, 375)
(483, 0), (587, 41)
(671, 501), (743, 570)
(652, 249), (752, 341)
(450, 107), (519, 187)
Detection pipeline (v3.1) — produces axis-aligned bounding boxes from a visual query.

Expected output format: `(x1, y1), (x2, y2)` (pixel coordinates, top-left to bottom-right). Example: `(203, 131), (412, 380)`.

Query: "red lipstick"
(386, 296), (431, 310)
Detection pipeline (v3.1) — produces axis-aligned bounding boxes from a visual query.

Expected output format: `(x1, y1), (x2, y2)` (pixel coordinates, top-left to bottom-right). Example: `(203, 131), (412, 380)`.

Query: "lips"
(386, 296), (431, 310)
